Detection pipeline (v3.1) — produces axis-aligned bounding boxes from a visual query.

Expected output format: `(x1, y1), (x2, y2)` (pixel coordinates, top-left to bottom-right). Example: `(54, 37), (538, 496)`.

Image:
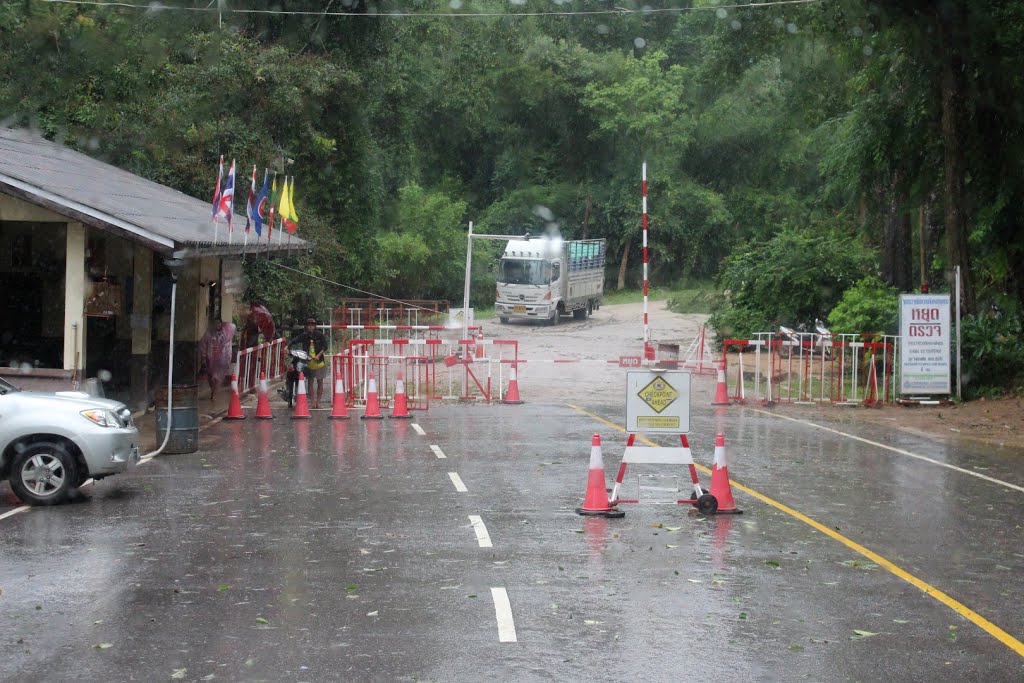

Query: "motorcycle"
(277, 347), (309, 407)
(814, 319), (834, 361)
(776, 325), (798, 359)
(776, 321), (834, 361)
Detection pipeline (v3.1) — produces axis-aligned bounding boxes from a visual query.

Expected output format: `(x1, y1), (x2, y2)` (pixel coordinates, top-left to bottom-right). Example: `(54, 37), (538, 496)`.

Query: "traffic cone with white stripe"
(502, 364), (524, 404)
(291, 372), (312, 419)
(475, 330), (485, 359)
(863, 360), (879, 408)
(390, 371), (412, 419)
(225, 374), (245, 420)
(576, 434), (625, 518)
(254, 373), (273, 420)
(329, 377), (350, 420)
(361, 371), (384, 420)
(708, 432), (742, 514)
(712, 360), (730, 405)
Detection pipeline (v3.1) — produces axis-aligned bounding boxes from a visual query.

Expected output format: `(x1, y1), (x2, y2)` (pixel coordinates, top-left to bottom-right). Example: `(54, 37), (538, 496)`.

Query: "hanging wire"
(38, 0), (824, 19)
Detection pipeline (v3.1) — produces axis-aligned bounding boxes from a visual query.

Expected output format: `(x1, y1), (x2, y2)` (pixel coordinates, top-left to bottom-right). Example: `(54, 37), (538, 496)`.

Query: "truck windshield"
(499, 259), (549, 286)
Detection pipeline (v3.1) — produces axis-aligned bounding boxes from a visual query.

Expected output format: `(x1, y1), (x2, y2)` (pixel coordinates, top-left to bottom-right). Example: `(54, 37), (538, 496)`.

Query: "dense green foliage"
(709, 227), (872, 338)
(1, 0), (1022, 392)
(960, 313), (1024, 397)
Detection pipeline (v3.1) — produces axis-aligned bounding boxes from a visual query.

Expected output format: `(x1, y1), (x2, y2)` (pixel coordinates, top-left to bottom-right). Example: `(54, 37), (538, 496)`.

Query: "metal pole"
(955, 265), (962, 400)
(463, 221), (473, 343)
(642, 162), (652, 360)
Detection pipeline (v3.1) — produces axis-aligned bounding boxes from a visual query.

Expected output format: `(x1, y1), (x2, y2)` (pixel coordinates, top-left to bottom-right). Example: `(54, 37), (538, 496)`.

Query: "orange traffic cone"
(254, 372), (273, 420)
(712, 360), (730, 405)
(329, 377), (350, 420)
(576, 434), (625, 518)
(390, 371), (412, 419)
(291, 372), (312, 419)
(708, 432), (742, 514)
(475, 330), (485, 359)
(225, 374), (245, 420)
(502, 364), (524, 404)
(361, 371), (384, 420)
(730, 355), (746, 403)
(863, 360), (879, 408)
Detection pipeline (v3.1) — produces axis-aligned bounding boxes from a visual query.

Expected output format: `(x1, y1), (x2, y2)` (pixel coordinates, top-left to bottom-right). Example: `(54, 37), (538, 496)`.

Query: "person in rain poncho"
(199, 317), (237, 401)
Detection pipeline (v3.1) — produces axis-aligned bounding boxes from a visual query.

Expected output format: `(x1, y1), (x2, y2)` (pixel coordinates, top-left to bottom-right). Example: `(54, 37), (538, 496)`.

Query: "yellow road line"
(568, 404), (1024, 658)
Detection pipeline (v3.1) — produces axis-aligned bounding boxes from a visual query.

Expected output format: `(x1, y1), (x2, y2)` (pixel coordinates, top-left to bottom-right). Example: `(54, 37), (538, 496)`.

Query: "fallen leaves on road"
(849, 629), (879, 640)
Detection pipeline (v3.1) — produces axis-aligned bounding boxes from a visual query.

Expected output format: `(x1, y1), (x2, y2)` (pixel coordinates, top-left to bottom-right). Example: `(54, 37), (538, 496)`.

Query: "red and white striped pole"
(642, 162), (654, 361)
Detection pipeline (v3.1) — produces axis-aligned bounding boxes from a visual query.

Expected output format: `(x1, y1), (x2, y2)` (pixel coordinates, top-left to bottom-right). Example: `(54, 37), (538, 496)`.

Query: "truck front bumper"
(496, 303), (550, 319)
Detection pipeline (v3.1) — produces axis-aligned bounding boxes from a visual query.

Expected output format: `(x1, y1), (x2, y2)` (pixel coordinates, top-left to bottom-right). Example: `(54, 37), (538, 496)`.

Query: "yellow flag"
(278, 174), (291, 232)
(287, 177), (299, 229)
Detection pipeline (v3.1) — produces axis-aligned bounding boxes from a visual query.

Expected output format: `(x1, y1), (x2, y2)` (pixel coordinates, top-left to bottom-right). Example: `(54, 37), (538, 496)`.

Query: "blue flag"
(254, 170), (270, 237)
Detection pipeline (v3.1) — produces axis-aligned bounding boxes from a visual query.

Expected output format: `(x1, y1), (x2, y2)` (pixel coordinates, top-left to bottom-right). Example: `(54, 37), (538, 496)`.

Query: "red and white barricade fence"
(325, 335), (520, 412)
(236, 337), (288, 396)
(721, 333), (899, 406)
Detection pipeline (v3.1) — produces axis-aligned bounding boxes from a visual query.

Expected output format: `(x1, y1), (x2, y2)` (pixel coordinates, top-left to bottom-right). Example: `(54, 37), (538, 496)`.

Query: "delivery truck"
(495, 238), (606, 325)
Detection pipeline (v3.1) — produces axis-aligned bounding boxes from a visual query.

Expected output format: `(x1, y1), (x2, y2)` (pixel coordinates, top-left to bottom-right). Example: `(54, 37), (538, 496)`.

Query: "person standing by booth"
(288, 317), (328, 408)
(199, 317), (237, 401)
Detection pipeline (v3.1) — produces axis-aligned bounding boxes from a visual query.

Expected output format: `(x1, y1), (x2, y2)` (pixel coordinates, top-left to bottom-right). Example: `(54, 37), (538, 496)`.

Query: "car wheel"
(573, 307), (586, 320)
(549, 309), (560, 326)
(10, 442), (80, 506)
(499, 317), (509, 324)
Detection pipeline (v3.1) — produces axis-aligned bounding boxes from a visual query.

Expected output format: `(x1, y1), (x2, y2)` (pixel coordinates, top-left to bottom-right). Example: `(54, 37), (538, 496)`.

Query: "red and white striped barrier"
(720, 334), (898, 406)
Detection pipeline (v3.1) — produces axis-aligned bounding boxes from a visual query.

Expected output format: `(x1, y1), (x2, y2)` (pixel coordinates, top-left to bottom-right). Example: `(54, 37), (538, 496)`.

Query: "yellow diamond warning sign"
(637, 376), (679, 414)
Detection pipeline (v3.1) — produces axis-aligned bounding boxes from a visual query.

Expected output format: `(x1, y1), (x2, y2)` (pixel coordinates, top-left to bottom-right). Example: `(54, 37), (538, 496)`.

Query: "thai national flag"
(216, 159), (235, 230)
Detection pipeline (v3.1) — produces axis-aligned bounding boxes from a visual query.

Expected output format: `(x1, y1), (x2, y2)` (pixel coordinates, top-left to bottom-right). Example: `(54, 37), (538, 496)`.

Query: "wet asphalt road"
(1, 396), (1023, 682)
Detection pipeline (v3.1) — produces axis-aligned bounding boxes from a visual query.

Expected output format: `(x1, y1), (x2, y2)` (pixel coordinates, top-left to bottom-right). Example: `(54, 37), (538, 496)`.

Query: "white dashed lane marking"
(448, 472), (468, 492)
(491, 587), (518, 643)
(0, 507), (29, 521)
(430, 445), (447, 459)
(412, 423), (426, 436)
(468, 515), (492, 548)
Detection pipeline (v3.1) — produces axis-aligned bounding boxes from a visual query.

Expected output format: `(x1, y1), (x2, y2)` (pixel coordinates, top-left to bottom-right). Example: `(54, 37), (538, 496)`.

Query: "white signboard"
(625, 370), (691, 434)
(899, 294), (951, 395)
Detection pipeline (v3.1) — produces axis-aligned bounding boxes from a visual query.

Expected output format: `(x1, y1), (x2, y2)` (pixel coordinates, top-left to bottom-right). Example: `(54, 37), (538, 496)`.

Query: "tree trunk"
(617, 238), (630, 291)
(881, 174), (913, 292)
(581, 195), (591, 241)
(937, 7), (976, 313)
(919, 192), (940, 290)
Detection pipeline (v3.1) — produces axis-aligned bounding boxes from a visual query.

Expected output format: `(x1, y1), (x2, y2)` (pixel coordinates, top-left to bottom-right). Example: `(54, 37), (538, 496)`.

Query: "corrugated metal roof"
(0, 127), (307, 255)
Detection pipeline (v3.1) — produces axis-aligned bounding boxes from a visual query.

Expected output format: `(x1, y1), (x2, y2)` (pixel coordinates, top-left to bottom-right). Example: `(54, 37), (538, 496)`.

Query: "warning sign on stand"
(626, 370), (690, 433)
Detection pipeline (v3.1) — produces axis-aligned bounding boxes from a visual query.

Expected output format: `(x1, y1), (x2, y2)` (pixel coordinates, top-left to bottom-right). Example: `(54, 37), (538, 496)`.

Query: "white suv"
(0, 377), (139, 505)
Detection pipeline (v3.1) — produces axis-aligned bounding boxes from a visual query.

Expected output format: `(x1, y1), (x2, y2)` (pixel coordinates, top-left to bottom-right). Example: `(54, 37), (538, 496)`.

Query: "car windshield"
(0, 377), (18, 395)
(499, 259), (549, 286)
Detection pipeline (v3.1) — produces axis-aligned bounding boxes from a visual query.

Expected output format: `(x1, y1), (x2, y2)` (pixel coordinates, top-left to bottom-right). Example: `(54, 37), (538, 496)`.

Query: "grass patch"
(603, 281), (719, 315)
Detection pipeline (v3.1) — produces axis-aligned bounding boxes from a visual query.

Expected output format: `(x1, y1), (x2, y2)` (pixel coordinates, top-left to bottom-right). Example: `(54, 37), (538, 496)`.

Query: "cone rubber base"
(501, 399), (524, 405)
(290, 415), (312, 420)
(575, 507), (625, 518)
(224, 415), (245, 421)
(389, 414), (413, 419)
(713, 508), (743, 515)
(329, 415), (351, 420)
(361, 415), (384, 420)
(255, 416), (274, 420)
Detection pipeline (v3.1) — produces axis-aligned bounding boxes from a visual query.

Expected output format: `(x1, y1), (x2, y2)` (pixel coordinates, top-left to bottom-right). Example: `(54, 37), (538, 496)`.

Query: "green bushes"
(827, 276), (899, 336)
(960, 311), (1024, 398)
(708, 227), (873, 340)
